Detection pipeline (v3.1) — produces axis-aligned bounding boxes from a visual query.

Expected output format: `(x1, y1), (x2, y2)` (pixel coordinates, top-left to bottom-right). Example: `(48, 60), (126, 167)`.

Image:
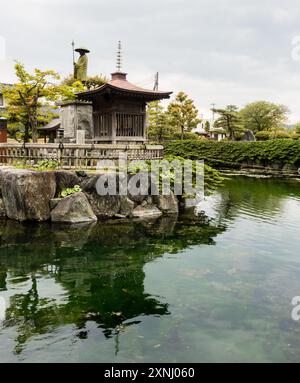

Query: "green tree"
(167, 92), (201, 140)
(204, 121), (211, 133)
(240, 101), (289, 133)
(62, 74), (107, 90)
(147, 101), (174, 142)
(294, 122), (300, 134)
(0, 63), (82, 143)
(212, 105), (243, 140)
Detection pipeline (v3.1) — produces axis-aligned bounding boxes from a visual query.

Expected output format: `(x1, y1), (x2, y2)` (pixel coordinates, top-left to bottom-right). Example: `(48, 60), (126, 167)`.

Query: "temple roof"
(38, 118), (60, 131)
(78, 72), (172, 101)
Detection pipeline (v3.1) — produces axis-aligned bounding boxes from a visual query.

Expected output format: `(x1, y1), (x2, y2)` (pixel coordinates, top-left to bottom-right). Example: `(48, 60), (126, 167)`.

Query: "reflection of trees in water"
(212, 176), (300, 224)
(0, 214), (225, 355)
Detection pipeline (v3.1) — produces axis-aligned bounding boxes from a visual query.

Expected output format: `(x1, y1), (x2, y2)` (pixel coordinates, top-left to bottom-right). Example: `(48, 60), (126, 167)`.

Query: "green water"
(0, 176), (300, 363)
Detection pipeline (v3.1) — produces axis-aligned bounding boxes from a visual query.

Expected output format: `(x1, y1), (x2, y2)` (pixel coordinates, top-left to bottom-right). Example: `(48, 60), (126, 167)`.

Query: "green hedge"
(164, 139), (300, 168)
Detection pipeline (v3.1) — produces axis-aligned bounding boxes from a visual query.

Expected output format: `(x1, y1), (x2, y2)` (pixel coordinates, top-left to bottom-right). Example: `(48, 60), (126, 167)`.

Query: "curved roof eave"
(77, 82), (172, 99)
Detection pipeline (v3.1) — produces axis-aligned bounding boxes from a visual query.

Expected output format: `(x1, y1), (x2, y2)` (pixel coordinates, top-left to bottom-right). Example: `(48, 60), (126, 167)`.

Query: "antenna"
(153, 72), (159, 91)
(116, 41), (122, 72)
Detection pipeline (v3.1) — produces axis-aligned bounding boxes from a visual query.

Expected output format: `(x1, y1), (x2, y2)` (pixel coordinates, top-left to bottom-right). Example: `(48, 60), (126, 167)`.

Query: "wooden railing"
(0, 143), (164, 169)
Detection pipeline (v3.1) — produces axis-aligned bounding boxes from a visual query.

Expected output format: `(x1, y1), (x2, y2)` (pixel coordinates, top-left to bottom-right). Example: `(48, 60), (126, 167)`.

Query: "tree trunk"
(32, 120), (38, 143)
(24, 124), (30, 144)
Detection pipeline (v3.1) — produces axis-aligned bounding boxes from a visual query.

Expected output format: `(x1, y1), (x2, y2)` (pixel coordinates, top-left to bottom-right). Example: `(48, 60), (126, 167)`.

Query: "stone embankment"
(0, 167), (179, 223)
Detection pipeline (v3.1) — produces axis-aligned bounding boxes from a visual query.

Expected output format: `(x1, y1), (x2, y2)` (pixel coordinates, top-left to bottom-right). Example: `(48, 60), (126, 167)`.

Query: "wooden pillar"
(111, 111), (117, 144)
(143, 112), (147, 142)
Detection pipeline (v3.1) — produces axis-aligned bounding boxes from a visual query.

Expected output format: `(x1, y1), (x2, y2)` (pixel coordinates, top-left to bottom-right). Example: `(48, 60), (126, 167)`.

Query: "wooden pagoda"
(78, 71), (172, 144)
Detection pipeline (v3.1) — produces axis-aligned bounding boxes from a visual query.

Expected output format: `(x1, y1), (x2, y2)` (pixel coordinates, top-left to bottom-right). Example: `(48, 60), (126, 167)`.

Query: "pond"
(0, 176), (300, 363)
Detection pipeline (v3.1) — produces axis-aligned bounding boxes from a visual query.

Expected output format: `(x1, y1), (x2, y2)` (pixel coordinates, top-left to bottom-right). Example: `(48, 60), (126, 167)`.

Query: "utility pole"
(153, 72), (159, 91)
(211, 103), (216, 123)
(72, 40), (75, 77)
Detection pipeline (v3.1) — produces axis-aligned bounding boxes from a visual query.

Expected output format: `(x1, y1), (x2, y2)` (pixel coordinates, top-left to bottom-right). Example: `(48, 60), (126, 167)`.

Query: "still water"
(0, 176), (300, 363)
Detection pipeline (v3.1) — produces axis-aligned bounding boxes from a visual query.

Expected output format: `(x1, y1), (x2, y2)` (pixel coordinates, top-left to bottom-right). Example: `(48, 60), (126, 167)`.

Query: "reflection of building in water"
(0, 215), (225, 354)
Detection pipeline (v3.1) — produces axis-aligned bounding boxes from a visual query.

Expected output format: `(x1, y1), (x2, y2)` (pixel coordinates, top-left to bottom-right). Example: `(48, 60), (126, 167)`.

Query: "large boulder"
(82, 173), (122, 218)
(119, 196), (135, 217)
(86, 193), (121, 219)
(153, 193), (179, 214)
(1, 169), (56, 221)
(0, 166), (14, 196)
(132, 205), (163, 219)
(0, 198), (6, 218)
(51, 192), (97, 224)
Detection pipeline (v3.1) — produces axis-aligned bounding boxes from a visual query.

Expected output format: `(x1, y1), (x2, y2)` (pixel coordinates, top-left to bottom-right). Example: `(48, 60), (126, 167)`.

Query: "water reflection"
(0, 176), (299, 362)
(0, 214), (225, 356)
(199, 176), (300, 225)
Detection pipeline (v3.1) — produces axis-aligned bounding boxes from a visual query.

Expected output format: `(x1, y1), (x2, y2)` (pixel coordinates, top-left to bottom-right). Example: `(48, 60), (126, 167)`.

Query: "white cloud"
(1, 0), (300, 122)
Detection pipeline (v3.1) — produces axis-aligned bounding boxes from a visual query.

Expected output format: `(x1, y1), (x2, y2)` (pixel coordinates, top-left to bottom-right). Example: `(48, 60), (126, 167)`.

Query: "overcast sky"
(1, 0), (300, 122)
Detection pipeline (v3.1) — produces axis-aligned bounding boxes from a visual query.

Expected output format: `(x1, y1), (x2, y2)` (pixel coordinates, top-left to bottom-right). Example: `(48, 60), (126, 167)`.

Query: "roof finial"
(116, 40), (122, 72)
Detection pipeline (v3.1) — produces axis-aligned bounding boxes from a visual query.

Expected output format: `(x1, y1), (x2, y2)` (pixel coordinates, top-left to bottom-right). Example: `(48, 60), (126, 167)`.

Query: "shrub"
(61, 185), (82, 198)
(272, 131), (291, 139)
(37, 159), (61, 170)
(164, 139), (300, 168)
(291, 133), (300, 140)
(255, 131), (272, 141)
(127, 156), (224, 195)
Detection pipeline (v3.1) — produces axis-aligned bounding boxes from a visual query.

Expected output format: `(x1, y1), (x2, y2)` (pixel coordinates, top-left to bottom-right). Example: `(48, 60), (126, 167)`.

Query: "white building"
(0, 83), (11, 110)
(193, 119), (227, 141)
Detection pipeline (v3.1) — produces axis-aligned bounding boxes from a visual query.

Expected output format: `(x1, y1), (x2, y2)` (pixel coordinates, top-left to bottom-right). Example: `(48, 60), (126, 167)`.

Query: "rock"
(127, 193), (147, 204)
(75, 170), (88, 178)
(127, 173), (148, 204)
(114, 214), (127, 219)
(0, 166), (14, 196)
(119, 196), (135, 217)
(146, 196), (153, 205)
(81, 173), (122, 219)
(0, 198), (6, 218)
(50, 198), (62, 210)
(86, 193), (121, 219)
(282, 164), (298, 173)
(153, 193), (179, 214)
(54, 171), (81, 196)
(1, 169), (56, 221)
(132, 205), (163, 219)
(51, 192), (97, 223)
(80, 175), (98, 192)
(241, 129), (256, 142)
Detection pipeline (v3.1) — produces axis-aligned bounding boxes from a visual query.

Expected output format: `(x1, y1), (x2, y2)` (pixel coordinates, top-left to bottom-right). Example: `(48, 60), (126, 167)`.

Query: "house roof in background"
(38, 118), (60, 131)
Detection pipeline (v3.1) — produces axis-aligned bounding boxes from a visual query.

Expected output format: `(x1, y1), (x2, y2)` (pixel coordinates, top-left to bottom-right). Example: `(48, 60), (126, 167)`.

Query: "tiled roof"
(78, 72), (172, 100)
